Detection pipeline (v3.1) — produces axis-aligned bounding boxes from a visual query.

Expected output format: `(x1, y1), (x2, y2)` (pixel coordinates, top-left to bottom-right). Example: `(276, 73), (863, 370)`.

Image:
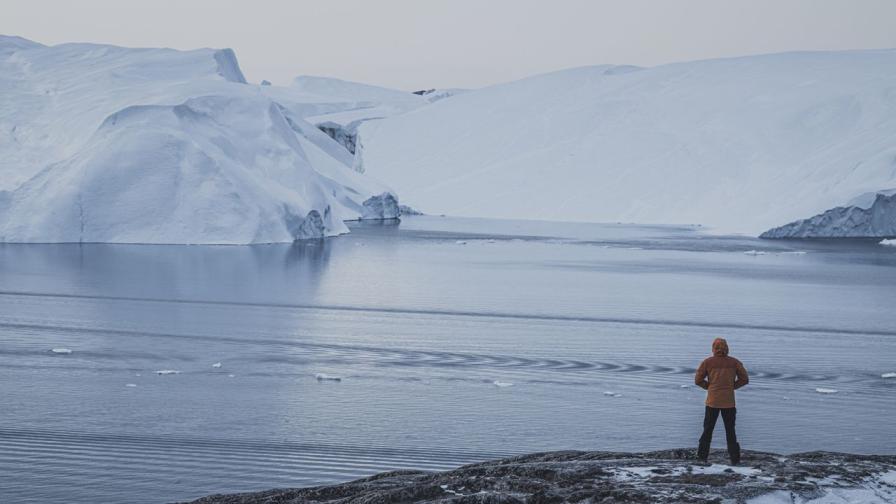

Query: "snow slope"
(0, 36), (396, 243)
(360, 50), (896, 234)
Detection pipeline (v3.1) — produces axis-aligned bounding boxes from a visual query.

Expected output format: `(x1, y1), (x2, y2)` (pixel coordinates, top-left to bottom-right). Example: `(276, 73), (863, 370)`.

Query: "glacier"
(359, 50), (896, 235)
(0, 36), (402, 244)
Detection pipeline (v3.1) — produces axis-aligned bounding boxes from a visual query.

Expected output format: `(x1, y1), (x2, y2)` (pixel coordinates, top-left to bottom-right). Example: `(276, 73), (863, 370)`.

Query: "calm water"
(1, 217), (895, 503)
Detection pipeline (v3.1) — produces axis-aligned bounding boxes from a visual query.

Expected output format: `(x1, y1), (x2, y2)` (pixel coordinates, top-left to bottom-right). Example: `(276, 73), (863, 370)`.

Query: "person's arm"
(694, 360), (709, 389)
(734, 360), (749, 389)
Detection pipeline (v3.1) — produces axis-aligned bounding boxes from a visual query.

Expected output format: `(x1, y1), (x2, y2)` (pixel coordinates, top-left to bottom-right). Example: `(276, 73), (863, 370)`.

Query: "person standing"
(694, 337), (749, 465)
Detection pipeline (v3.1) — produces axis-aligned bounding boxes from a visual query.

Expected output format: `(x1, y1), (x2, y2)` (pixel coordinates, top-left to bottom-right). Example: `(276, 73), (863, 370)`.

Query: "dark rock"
(181, 449), (896, 504)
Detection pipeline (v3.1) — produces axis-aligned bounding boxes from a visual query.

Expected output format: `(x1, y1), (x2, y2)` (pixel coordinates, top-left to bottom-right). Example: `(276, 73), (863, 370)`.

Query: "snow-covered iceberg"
(0, 36), (398, 244)
(359, 50), (896, 235)
(761, 192), (896, 239)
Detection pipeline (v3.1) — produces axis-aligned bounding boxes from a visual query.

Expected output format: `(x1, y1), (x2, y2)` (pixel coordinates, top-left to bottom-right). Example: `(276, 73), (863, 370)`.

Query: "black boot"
(729, 442), (741, 466)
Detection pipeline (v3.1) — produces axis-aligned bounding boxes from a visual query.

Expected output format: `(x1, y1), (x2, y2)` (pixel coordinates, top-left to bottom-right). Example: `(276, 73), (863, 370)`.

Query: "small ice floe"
(815, 387), (838, 394)
(604, 391), (623, 397)
(680, 384), (690, 388)
(781, 250), (808, 255)
(743, 250), (767, 256)
(135, 373), (141, 377)
(50, 348), (72, 354)
(156, 369), (180, 375)
(880, 239), (895, 247)
(227, 374), (235, 378)
(881, 372), (896, 379)
(315, 373), (342, 382)
(125, 383), (137, 388)
(492, 381), (514, 387)
(212, 362), (222, 368)
(455, 240), (467, 245)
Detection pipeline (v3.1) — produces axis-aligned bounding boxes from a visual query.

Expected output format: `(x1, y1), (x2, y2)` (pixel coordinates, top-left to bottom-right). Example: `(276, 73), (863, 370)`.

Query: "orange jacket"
(694, 338), (748, 408)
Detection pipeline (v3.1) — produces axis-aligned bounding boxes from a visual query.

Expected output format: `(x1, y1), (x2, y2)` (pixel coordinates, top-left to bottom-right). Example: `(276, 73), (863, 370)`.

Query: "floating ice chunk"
(455, 240), (467, 245)
(743, 250), (767, 256)
(881, 372), (896, 379)
(156, 369), (180, 375)
(212, 362), (222, 368)
(227, 374), (235, 378)
(135, 373), (141, 377)
(680, 384), (690, 388)
(51, 348), (72, 354)
(125, 383), (137, 387)
(815, 387), (838, 394)
(880, 239), (896, 246)
(604, 391), (623, 397)
(781, 250), (807, 255)
(487, 239), (496, 243)
(492, 381), (513, 387)
(315, 373), (342, 382)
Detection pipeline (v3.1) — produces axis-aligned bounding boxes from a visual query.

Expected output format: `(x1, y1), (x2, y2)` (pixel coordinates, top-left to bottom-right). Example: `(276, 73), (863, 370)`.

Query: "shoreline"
(183, 449), (896, 504)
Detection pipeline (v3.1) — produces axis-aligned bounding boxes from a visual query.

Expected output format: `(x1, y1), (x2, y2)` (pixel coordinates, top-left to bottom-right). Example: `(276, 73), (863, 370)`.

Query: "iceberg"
(761, 193), (896, 239)
(0, 36), (399, 244)
(360, 51), (896, 235)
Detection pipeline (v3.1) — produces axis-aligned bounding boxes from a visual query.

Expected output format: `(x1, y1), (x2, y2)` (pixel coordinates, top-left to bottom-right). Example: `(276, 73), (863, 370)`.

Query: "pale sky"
(3, 0), (895, 90)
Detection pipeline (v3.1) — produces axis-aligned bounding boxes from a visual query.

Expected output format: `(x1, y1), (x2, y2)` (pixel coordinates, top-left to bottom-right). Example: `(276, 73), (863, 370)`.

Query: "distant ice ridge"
(360, 51), (896, 235)
(0, 36), (400, 244)
(761, 193), (896, 239)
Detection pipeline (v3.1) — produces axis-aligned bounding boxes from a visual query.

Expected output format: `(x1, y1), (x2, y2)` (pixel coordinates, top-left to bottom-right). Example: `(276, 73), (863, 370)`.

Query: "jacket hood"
(712, 338), (729, 356)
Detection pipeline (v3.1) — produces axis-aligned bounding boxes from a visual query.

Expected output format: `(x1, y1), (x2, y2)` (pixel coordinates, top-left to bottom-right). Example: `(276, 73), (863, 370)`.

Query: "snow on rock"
(360, 51), (896, 235)
(761, 193), (896, 239)
(0, 37), (398, 244)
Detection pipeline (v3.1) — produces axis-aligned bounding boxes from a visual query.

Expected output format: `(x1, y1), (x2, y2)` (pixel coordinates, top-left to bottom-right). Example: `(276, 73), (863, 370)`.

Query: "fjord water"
(1, 217), (894, 503)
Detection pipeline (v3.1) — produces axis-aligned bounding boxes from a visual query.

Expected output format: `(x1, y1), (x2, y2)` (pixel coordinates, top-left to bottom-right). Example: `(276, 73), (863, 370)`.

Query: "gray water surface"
(1, 217), (895, 503)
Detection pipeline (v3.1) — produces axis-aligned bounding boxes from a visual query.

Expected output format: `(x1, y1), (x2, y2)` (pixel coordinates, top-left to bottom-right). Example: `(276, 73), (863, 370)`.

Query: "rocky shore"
(184, 449), (896, 504)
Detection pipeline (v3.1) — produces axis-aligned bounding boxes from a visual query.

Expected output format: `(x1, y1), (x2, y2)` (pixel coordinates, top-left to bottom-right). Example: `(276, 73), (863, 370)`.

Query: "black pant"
(697, 406), (740, 464)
